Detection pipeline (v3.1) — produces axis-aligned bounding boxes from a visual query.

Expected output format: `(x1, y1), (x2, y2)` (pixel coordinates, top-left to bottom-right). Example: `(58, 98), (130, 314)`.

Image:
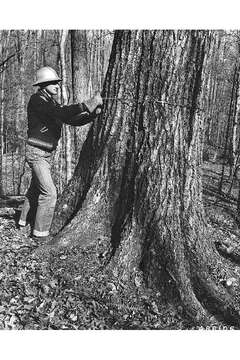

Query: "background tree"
(70, 30), (89, 159)
(59, 30), (72, 183)
(0, 30), (10, 195)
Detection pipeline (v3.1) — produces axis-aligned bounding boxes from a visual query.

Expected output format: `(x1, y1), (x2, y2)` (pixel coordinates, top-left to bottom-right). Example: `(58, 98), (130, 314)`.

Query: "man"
(18, 66), (103, 243)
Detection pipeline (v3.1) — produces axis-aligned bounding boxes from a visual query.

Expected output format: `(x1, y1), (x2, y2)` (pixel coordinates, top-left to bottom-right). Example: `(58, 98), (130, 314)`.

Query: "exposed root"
(215, 238), (240, 263)
(195, 273), (240, 327)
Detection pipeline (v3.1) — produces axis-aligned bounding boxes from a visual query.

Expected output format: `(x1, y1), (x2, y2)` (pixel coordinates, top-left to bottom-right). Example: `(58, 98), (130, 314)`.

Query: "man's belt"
(27, 137), (54, 151)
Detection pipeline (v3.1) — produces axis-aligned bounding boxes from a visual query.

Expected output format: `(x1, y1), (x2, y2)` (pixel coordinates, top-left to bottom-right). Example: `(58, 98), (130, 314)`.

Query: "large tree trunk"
(46, 30), (240, 327)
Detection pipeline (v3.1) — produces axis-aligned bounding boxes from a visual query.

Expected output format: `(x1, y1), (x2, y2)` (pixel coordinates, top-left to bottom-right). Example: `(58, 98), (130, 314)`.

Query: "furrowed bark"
(47, 30), (240, 326)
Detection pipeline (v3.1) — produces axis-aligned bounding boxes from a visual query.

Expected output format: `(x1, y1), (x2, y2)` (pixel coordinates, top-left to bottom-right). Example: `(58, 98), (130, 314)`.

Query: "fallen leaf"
(69, 313), (78, 322)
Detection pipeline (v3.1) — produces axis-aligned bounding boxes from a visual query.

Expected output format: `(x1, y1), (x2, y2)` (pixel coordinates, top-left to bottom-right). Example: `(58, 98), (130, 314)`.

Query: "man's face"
(43, 81), (60, 96)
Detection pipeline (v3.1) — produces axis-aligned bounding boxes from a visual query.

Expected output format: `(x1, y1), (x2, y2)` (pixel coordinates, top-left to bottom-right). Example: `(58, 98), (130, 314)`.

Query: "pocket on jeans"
(26, 145), (51, 163)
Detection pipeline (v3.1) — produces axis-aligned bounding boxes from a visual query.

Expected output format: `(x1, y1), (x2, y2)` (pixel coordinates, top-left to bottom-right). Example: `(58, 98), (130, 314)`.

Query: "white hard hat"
(33, 66), (61, 86)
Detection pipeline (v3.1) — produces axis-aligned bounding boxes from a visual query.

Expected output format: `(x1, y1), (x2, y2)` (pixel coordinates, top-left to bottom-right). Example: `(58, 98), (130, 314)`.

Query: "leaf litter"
(0, 206), (187, 330)
(6, 163), (240, 332)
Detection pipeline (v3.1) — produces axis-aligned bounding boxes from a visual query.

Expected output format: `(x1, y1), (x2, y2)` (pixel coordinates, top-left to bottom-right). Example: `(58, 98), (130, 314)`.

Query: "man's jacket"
(27, 89), (93, 151)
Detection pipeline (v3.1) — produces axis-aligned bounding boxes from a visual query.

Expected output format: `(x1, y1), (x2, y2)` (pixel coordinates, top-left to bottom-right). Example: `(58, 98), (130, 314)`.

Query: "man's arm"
(60, 93), (103, 126)
(30, 94), (88, 122)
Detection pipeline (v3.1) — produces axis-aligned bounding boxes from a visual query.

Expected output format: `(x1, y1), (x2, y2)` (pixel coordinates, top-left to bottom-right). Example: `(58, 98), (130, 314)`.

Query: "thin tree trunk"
(60, 30), (72, 183)
(15, 30), (27, 193)
(0, 66), (5, 195)
(0, 31), (10, 195)
(218, 66), (237, 193)
(231, 65), (240, 172)
(70, 30), (90, 160)
(52, 31), (65, 193)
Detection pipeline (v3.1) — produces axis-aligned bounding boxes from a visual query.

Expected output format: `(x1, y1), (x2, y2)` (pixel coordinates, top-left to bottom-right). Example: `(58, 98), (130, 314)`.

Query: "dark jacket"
(27, 89), (93, 150)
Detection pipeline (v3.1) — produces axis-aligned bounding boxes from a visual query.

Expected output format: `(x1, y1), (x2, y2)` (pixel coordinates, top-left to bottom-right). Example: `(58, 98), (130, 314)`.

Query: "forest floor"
(0, 160), (239, 330)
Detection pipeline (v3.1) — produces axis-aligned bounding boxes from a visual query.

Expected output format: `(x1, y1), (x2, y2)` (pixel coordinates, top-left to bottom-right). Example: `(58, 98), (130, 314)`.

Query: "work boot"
(17, 224), (31, 237)
(31, 235), (53, 243)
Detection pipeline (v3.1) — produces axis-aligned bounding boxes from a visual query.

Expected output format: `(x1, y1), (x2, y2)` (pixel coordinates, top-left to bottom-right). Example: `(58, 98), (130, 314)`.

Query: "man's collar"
(38, 89), (53, 101)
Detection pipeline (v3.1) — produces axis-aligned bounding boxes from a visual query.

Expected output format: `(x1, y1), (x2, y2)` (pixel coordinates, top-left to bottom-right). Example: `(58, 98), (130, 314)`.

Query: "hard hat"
(32, 66), (62, 86)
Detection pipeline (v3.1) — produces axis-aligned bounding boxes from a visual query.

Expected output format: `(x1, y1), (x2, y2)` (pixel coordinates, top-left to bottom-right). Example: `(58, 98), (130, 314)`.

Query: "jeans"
(19, 144), (57, 237)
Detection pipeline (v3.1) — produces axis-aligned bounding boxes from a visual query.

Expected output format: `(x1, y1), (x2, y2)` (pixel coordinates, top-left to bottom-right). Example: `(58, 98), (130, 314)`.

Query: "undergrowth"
(0, 160), (239, 330)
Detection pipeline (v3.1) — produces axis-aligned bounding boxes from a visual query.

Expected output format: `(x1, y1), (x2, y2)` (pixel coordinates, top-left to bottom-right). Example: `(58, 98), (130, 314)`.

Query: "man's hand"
(94, 92), (103, 107)
(84, 93), (103, 113)
(95, 108), (102, 115)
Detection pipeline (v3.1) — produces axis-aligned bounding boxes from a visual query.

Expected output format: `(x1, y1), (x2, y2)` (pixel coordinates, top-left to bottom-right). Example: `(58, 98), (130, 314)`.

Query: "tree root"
(195, 272), (240, 328)
(215, 238), (240, 263)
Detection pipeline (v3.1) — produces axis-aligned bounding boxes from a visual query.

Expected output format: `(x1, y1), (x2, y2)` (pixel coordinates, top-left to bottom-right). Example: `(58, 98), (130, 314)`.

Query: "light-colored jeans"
(19, 144), (57, 237)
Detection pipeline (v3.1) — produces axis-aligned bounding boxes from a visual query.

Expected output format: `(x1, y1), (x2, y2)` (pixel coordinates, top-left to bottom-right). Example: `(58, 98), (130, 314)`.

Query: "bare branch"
(0, 50), (20, 69)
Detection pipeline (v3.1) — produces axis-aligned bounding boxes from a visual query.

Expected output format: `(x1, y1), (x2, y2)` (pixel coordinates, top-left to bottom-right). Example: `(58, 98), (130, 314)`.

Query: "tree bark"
(218, 66), (238, 192)
(59, 30), (72, 183)
(0, 31), (10, 195)
(70, 30), (90, 159)
(43, 30), (240, 327)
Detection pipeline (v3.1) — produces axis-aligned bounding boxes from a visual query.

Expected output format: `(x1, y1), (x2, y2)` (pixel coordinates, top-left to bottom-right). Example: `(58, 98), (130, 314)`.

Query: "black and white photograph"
(1, 1), (240, 359)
